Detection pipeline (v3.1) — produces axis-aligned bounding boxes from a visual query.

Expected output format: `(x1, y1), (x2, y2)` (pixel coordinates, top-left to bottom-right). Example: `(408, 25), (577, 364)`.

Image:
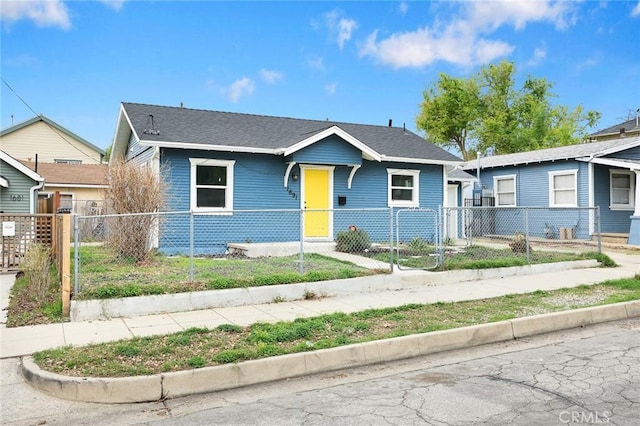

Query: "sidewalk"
(1, 252), (638, 359)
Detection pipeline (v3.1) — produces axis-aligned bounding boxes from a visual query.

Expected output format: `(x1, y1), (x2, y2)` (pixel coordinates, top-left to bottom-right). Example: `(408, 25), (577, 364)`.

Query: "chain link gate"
(395, 208), (440, 270)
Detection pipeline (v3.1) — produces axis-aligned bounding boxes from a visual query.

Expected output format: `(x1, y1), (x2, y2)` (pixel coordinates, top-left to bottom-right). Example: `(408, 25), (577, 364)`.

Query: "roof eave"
(0, 151), (44, 182)
(382, 155), (462, 166)
(141, 140), (278, 155)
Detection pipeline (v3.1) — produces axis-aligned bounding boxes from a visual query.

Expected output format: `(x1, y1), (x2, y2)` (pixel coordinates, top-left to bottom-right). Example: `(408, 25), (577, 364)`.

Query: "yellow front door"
(304, 168), (330, 238)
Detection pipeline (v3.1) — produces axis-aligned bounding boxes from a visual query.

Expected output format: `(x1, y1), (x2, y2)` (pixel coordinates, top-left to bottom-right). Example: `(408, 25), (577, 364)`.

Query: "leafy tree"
(416, 60), (601, 160)
(103, 144), (112, 162)
(416, 74), (481, 161)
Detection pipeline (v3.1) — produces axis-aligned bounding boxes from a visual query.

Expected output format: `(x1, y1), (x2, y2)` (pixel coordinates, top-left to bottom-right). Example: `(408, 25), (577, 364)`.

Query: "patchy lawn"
(32, 275), (640, 378)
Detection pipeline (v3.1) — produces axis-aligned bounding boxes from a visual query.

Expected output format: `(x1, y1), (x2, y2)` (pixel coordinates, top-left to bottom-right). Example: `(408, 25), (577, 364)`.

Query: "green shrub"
(336, 228), (371, 253)
(115, 343), (140, 357)
(216, 324), (243, 333)
(206, 277), (235, 289)
(407, 237), (431, 254)
(187, 356), (206, 368)
(587, 252), (617, 267)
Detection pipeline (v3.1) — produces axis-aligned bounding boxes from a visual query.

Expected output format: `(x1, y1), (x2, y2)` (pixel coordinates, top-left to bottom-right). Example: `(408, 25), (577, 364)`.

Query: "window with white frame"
(54, 159), (82, 164)
(387, 169), (419, 207)
(189, 158), (235, 213)
(610, 170), (635, 210)
(548, 170), (577, 207)
(493, 175), (516, 206)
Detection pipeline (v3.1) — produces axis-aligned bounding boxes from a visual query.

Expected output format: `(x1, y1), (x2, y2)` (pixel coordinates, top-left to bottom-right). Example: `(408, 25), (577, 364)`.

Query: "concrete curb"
(70, 259), (599, 321)
(23, 299), (639, 403)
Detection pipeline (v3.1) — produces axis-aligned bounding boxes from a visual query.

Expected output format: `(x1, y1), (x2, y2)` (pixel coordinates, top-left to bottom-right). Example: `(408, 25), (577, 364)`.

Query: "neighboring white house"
(0, 115), (105, 164)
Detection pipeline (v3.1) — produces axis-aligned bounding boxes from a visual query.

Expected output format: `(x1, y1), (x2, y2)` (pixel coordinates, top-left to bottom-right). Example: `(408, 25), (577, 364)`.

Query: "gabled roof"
(1, 115), (105, 156)
(590, 116), (640, 138)
(19, 161), (108, 186)
(113, 102), (462, 165)
(448, 168), (476, 182)
(463, 136), (640, 170)
(0, 150), (44, 183)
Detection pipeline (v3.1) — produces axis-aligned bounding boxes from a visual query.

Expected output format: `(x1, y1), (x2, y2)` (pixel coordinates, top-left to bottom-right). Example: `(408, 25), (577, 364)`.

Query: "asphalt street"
(1, 317), (638, 426)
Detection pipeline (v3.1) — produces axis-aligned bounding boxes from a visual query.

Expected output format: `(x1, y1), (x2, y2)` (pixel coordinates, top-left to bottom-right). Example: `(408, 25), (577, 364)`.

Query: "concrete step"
(597, 233), (629, 244)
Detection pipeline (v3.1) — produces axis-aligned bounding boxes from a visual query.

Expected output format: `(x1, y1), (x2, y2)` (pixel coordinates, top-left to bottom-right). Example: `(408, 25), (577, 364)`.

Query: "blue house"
(110, 102), (464, 254)
(464, 135), (640, 246)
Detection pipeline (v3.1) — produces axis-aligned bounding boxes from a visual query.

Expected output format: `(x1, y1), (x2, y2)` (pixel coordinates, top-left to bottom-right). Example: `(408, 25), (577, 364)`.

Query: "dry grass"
(103, 160), (168, 262)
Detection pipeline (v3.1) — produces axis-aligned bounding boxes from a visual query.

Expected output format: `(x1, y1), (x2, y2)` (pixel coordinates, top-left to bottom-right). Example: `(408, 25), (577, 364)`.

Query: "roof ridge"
(122, 102), (410, 131)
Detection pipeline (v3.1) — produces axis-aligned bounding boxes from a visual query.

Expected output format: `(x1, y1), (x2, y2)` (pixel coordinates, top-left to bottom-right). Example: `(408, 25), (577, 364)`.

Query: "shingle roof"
(121, 102), (462, 163)
(20, 161), (108, 186)
(448, 168), (476, 181)
(462, 135), (640, 170)
(590, 117), (640, 137)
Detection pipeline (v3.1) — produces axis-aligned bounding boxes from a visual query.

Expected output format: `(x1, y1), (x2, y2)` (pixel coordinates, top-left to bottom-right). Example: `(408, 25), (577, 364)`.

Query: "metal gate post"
(388, 207), (394, 272)
(299, 209), (304, 274)
(189, 211), (194, 283)
(438, 206), (444, 266)
(73, 214), (80, 296)
(524, 207), (530, 263)
(596, 206), (602, 253)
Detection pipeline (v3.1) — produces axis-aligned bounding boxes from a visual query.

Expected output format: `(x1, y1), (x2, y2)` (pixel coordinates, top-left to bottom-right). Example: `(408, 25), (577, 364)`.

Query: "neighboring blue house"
(110, 102), (464, 254)
(463, 135), (640, 246)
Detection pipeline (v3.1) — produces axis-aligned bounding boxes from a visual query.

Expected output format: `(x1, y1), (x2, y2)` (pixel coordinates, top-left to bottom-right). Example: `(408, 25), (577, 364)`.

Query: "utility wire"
(2, 77), (102, 163)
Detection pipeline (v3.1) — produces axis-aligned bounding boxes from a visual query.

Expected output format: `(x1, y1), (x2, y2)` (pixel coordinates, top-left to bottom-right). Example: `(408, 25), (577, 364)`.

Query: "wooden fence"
(1, 213), (71, 316)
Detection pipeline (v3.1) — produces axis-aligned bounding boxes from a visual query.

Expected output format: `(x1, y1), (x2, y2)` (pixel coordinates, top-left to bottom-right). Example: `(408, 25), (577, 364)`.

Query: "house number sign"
(2, 221), (16, 237)
(10, 194), (24, 202)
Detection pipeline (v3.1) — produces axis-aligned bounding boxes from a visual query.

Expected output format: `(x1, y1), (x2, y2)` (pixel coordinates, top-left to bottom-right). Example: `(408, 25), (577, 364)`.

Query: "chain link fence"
(395, 208), (440, 270)
(440, 206), (601, 267)
(72, 206), (603, 297)
(73, 208), (396, 296)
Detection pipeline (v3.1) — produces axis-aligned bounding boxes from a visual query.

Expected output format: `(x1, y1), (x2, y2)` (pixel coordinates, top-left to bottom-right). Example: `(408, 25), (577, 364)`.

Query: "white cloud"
(324, 9), (358, 49)
(526, 46), (547, 66)
(398, 2), (408, 16)
(632, 1), (640, 17)
(325, 83), (338, 95)
(225, 77), (255, 103)
(359, 0), (576, 69)
(0, 0), (71, 30)
(466, 0), (575, 31)
(100, 0), (127, 12)
(359, 27), (512, 68)
(260, 69), (283, 84)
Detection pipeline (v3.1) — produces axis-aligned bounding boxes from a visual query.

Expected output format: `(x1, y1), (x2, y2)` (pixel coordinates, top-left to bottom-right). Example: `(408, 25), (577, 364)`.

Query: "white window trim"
(548, 169), (578, 208)
(189, 158), (235, 214)
(493, 174), (517, 207)
(609, 169), (635, 211)
(387, 169), (420, 207)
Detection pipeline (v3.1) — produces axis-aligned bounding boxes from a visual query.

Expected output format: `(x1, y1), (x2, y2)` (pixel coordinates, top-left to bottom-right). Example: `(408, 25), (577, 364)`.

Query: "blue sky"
(1, 0), (639, 152)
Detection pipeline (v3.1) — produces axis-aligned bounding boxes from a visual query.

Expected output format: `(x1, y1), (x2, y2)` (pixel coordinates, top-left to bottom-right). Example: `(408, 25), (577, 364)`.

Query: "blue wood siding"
(289, 135), (363, 166)
(608, 146), (640, 160)
(158, 146), (444, 254)
(593, 164), (633, 233)
(0, 159), (37, 213)
(125, 131), (154, 165)
(478, 160), (591, 238)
